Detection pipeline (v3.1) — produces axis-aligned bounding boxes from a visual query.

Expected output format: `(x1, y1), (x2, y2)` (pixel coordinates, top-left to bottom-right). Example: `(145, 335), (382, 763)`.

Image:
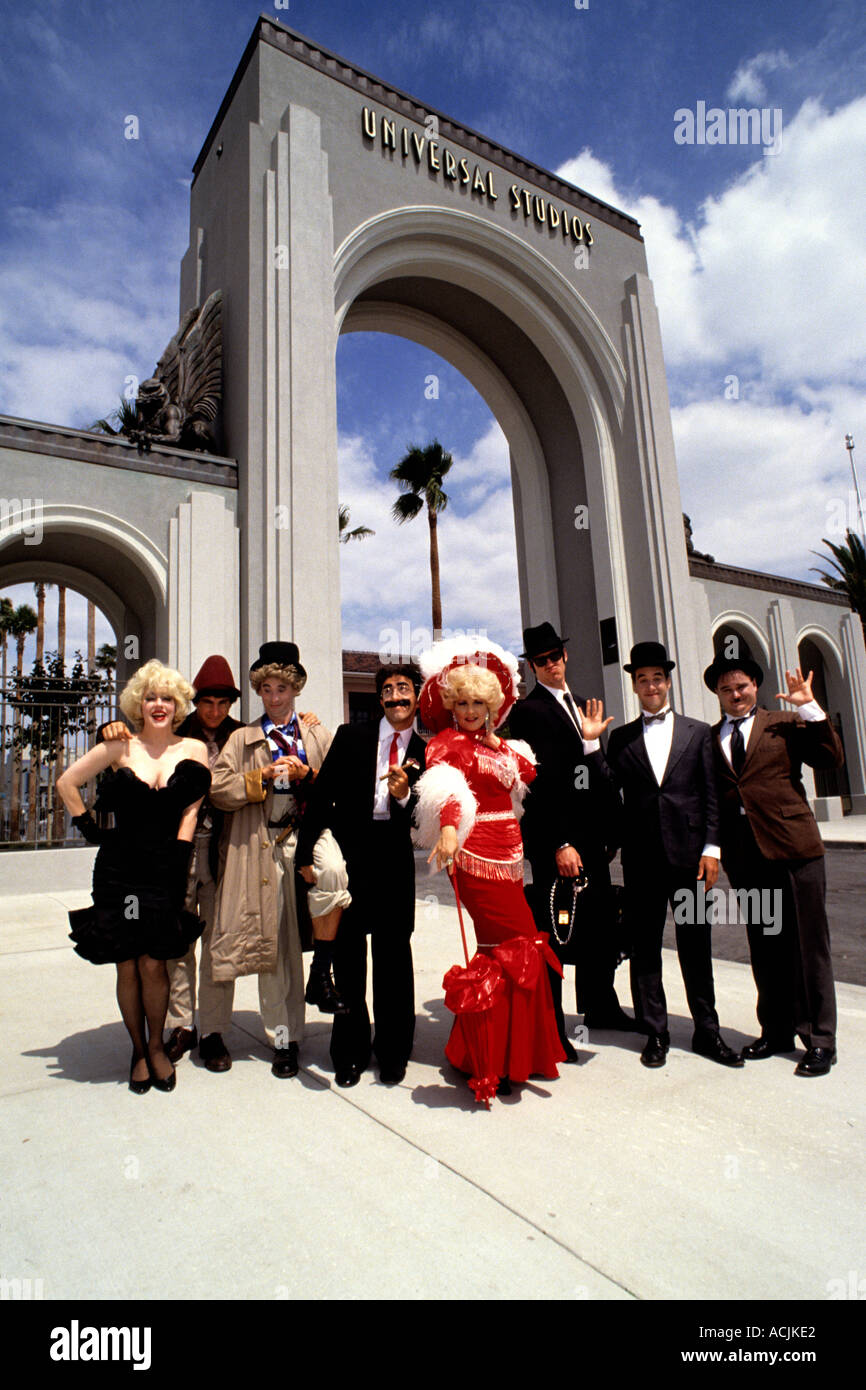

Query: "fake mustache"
(384, 699), (412, 708)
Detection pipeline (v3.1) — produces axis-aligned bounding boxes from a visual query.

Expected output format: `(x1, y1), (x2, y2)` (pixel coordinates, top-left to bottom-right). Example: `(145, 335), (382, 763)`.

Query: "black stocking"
(138, 955), (173, 1081)
(116, 960), (148, 1083)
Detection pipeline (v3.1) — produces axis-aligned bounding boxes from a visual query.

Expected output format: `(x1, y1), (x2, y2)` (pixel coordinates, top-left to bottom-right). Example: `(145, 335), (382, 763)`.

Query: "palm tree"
(87, 599), (95, 673)
(90, 398), (140, 437)
(33, 581), (46, 666)
(338, 503), (375, 544)
(0, 597), (14, 835)
(811, 529), (866, 639)
(389, 439), (453, 637)
(8, 603), (37, 840)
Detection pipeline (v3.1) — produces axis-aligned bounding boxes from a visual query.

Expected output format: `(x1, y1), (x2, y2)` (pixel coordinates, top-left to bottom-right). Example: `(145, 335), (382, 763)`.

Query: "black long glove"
(169, 840), (194, 910)
(71, 811), (108, 846)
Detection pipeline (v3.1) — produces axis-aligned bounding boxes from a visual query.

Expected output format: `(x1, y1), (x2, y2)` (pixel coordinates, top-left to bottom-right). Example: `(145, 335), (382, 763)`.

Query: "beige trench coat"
(208, 716), (332, 982)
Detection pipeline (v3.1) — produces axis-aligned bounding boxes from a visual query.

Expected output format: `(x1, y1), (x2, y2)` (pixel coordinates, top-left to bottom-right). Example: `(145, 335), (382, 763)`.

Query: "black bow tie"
(643, 710), (670, 726)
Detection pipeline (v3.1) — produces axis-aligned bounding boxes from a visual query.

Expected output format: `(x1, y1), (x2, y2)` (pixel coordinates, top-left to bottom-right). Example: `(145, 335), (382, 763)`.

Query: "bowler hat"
(521, 622), (568, 660)
(623, 641), (675, 675)
(192, 654), (241, 703)
(703, 654), (764, 692)
(249, 641), (307, 683)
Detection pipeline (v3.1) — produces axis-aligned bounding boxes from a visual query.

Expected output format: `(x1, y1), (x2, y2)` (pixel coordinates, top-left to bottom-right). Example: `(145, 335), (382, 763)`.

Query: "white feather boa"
(412, 763), (477, 850)
(503, 738), (536, 816)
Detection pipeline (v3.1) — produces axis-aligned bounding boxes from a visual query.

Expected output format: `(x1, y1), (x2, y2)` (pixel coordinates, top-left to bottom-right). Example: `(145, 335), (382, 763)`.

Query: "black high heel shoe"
(129, 1055), (151, 1095)
(149, 1059), (176, 1092)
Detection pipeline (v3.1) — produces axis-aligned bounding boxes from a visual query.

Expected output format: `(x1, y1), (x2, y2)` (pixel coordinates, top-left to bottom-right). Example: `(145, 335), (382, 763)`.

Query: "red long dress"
(424, 729), (566, 1084)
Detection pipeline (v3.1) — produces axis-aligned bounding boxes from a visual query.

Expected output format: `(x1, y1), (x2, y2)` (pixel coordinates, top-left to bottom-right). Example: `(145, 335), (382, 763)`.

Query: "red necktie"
(389, 733), (400, 766)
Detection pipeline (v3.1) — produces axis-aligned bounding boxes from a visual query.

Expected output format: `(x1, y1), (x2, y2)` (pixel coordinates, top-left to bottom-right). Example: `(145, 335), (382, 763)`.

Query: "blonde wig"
(249, 662), (307, 695)
(440, 663), (504, 722)
(119, 660), (194, 731)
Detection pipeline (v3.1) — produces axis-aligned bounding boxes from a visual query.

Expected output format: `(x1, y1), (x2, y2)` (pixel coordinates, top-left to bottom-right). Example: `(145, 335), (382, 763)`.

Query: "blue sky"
(1, 0), (865, 660)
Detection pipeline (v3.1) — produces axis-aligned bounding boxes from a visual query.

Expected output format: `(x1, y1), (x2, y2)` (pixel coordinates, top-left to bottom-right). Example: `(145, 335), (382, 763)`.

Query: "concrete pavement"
(2, 876), (865, 1304)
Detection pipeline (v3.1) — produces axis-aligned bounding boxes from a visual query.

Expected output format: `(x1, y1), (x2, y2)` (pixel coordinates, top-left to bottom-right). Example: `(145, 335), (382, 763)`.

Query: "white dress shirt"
(549, 686), (600, 753)
(719, 699), (826, 768)
(373, 716), (414, 819)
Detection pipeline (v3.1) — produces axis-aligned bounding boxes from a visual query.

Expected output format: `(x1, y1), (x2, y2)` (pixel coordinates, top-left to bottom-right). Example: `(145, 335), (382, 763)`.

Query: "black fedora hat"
(521, 622), (568, 660)
(703, 654), (764, 692)
(623, 640), (675, 675)
(249, 641), (307, 683)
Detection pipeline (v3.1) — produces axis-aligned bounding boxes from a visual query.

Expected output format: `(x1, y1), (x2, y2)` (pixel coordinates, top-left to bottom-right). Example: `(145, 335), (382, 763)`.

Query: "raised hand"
(775, 667), (815, 708)
(581, 697), (614, 741)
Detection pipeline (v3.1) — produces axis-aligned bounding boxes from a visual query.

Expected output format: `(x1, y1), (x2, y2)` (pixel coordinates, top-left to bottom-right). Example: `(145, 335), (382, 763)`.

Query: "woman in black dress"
(58, 660), (210, 1093)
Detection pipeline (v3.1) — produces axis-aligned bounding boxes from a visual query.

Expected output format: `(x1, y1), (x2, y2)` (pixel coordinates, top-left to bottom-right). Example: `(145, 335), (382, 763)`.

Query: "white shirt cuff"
(701, 844), (720, 860)
(582, 738), (600, 753)
(797, 701), (825, 723)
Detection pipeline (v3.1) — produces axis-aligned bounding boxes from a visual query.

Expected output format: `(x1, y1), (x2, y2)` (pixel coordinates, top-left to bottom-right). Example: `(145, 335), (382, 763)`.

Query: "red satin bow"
(492, 933), (563, 987)
(443, 953), (506, 1013)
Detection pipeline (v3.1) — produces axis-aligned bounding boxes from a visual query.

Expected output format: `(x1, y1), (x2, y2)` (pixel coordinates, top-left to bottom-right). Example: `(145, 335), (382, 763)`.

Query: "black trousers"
(725, 818), (836, 1049)
(624, 860), (719, 1037)
(330, 823), (416, 1072)
(525, 866), (624, 1040)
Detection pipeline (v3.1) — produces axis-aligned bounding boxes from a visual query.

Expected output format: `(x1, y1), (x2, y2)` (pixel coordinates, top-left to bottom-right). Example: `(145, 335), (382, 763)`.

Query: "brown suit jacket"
(711, 708), (843, 866)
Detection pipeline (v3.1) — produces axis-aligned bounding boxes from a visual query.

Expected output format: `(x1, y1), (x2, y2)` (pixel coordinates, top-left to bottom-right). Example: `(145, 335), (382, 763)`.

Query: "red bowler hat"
(418, 636), (521, 732)
(192, 654), (241, 703)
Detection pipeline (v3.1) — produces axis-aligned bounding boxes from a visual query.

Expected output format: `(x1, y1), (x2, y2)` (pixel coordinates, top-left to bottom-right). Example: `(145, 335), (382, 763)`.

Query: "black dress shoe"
(272, 1043), (299, 1078)
(200, 1033), (232, 1073)
(740, 1035), (795, 1061)
(692, 1030), (745, 1068)
(304, 968), (350, 1015)
(795, 1047), (837, 1077)
(378, 1064), (406, 1085)
(496, 1076), (512, 1096)
(584, 1010), (642, 1033)
(165, 1026), (198, 1063)
(640, 1032), (669, 1068)
(335, 1065), (362, 1088)
(561, 1038), (579, 1063)
(128, 1055), (151, 1095)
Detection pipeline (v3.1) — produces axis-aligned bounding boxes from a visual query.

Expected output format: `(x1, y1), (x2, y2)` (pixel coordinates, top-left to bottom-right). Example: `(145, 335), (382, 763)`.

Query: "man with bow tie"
(706, 654), (844, 1077)
(601, 641), (742, 1069)
(209, 642), (351, 1079)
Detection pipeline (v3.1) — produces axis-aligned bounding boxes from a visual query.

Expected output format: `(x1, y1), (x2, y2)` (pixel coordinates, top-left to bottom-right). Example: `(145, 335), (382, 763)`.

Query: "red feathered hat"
(418, 636), (521, 732)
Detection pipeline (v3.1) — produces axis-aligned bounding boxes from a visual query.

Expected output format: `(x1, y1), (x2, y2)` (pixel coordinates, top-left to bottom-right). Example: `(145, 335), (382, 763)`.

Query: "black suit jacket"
(605, 712), (719, 872)
(296, 721), (426, 923)
(508, 681), (622, 875)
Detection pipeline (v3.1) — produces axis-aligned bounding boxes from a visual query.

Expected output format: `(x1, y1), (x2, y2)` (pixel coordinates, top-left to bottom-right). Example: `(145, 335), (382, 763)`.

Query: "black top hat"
(703, 654), (764, 692)
(521, 622), (568, 660)
(623, 640), (675, 675)
(249, 641), (307, 682)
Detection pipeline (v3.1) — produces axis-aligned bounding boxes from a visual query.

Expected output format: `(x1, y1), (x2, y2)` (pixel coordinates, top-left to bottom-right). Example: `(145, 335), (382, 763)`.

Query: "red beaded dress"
(419, 727), (566, 1083)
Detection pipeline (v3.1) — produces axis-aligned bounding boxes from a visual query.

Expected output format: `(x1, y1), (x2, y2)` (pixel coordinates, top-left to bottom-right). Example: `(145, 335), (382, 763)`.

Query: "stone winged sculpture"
(133, 290), (222, 453)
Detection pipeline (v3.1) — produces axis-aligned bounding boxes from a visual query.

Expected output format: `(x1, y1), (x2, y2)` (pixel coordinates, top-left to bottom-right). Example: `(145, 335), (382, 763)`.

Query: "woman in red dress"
(414, 639), (565, 1101)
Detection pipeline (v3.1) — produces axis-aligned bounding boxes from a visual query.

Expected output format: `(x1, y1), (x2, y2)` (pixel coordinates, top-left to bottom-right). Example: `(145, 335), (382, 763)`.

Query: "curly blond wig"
(119, 660), (194, 731)
(440, 664), (504, 721)
(249, 662), (307, 695)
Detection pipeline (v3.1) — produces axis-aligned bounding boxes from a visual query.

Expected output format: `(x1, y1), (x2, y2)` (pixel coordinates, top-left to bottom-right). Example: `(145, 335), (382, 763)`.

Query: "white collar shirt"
(641, 705), (674, 785)
(373, 716), (414, 819)
(548, 685), (600, 753)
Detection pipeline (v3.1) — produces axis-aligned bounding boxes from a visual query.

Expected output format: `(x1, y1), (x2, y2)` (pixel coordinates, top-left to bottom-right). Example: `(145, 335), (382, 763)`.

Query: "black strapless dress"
(68, 759), (211, 964)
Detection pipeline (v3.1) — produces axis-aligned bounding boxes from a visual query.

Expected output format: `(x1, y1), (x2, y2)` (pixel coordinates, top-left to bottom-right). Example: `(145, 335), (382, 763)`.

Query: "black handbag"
(547, 871), (590, 948)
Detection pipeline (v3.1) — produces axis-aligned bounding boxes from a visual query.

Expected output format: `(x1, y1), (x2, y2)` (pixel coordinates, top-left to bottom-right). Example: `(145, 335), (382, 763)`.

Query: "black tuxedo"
(297, 720), (426, 1072)
(606, 712), (721, 1036)
(509, 681), (624, 1028)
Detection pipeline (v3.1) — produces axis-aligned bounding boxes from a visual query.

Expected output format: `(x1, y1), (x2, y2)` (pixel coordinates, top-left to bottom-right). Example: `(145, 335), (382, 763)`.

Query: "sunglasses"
(532, 649), (564, 667)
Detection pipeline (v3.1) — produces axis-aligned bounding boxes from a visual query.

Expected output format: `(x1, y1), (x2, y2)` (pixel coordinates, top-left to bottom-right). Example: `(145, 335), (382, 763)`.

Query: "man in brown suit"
(705, 655), (844, 1077)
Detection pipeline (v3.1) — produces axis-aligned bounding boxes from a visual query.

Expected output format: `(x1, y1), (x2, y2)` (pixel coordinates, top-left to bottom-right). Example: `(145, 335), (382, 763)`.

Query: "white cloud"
(557, 93), (866, 578)
(727, 50), (792, 104)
